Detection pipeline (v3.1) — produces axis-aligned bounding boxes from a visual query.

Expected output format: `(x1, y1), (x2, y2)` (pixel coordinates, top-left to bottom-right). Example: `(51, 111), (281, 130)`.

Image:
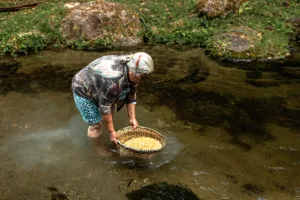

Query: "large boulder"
(195, 0), (248, 18)
(60, 1), (143, 48)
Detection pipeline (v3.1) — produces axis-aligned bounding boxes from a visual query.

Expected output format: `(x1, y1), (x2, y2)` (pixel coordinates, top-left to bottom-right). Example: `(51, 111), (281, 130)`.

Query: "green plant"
(0, 2), (66, 55)
(0, 0), (299, 59)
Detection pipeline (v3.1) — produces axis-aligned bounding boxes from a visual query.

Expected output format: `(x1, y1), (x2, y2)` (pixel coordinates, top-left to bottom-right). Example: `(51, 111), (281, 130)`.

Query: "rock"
(195, 0), (248, 18)
(280, 67), (300, 79)
(60, 1), (143, 48)
(242, 183), (265, 195)
(287, 17), (300, 41)
(0, 61), (21, 77)
(245, 71), (262, 79)
(125, 182), (200, 200)
(245, 71), (291, 87)
(212, 26), (262, 58)
(283, 1), (290, 7)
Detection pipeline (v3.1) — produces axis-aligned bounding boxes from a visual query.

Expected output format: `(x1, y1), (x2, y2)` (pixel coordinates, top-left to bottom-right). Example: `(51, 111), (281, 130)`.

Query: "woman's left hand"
(129, 118), (139, 129)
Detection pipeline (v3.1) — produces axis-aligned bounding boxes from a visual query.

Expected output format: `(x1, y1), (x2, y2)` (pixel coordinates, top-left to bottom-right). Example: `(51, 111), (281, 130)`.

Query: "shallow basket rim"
(117, 126), (166, 154)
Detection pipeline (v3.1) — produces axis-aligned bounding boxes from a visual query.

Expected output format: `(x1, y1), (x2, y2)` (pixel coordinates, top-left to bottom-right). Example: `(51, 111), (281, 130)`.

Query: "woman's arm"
(102, 113), (118, 146)
(126, 103), (139, 129)
(99, 84), (119, 146)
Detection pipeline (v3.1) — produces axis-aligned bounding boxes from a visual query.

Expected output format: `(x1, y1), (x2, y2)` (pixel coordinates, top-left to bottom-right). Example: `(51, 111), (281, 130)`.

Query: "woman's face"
(128, 71), (142, 84)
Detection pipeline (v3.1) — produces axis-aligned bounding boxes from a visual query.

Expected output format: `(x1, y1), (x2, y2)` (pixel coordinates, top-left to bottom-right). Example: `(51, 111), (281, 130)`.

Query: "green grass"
(206, 0), (299, 58)
(0, 2), (67, 55)
(111, 0), (211, 46)
(0, 0), (299, 58)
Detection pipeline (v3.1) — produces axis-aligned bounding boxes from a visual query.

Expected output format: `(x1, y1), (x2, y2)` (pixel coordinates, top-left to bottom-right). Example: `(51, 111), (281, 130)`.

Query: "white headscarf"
(125, 52), (154, 75)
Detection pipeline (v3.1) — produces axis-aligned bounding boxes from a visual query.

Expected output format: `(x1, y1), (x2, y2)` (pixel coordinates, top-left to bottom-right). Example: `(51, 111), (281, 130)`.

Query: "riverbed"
(0, 46), (299, 200)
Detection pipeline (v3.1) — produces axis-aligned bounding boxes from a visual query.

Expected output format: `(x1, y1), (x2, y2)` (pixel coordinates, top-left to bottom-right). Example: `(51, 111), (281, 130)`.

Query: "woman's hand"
(109, 131), (119, 147)
(130, 118), (139, 129)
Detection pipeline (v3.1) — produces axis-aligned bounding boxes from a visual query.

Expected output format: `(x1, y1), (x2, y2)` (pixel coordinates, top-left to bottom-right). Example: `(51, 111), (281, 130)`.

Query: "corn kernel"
(123, 137), (162, 151)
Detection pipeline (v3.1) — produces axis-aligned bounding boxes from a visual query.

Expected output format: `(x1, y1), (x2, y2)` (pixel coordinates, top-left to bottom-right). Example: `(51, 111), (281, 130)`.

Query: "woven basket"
(117, 126), (166, 158)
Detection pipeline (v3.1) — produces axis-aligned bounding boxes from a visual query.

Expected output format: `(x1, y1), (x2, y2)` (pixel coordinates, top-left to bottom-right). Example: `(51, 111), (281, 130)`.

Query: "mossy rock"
(195, 0), (248, 18)
(60, 1), (142, 48)
(211, 26), (262, 58)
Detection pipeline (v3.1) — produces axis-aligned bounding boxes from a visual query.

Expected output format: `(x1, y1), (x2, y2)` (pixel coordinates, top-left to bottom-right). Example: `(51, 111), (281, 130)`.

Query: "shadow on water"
(137, 46), (300, 150)
(0, 63), (71, 94)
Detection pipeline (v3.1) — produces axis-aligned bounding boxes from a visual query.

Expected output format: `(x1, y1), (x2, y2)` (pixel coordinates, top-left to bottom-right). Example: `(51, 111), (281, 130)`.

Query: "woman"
(72, 52), (154, 155)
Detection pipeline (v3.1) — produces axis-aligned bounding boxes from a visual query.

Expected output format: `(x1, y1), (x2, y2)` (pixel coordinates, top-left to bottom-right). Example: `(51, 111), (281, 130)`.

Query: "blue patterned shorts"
(73, 93), (102, 125)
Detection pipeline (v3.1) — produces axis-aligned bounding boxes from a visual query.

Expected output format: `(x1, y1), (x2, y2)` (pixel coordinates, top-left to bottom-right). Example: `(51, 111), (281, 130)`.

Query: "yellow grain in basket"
(123, 136), (162, 151)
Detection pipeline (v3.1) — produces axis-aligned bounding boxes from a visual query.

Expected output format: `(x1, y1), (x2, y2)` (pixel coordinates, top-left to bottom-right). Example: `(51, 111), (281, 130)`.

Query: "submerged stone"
(0, 61), (21, 77)
(242, 183), (265, 196)
(280, 67), (300, 79)
(125, 182), (200, 200)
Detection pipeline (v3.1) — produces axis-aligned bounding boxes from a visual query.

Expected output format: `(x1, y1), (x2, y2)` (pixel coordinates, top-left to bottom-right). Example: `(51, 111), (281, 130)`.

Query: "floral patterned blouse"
(72, 55), (137, 115)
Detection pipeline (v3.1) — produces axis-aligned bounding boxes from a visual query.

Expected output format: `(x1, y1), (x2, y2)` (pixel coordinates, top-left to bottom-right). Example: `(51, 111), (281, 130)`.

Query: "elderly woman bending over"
(72, 52), (154, 155)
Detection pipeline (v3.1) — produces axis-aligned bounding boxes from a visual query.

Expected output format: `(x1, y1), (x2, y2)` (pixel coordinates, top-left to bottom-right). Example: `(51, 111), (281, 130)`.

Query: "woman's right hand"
(109, 131), (119, 147)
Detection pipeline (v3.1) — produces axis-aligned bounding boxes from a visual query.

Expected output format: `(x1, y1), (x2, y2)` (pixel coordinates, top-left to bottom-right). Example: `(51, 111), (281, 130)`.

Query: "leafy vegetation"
(0, 2), (66, 55)
(0, 0), (299, 58)
(206, 0), (299, 58)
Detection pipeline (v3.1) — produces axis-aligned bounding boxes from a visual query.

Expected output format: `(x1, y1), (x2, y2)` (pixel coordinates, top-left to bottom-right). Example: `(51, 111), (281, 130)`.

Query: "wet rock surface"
(125, 182), (200, 200)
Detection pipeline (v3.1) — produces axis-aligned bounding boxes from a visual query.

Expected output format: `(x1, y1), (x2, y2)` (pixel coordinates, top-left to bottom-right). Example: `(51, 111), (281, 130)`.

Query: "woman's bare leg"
(87, 123), (102, 138)
(88, 123), (112, 157)
(87, 105), (118, 157)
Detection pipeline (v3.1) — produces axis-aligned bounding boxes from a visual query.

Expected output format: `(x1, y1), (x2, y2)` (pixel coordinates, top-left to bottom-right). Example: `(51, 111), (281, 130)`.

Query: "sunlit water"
(0, 46), (300, 200)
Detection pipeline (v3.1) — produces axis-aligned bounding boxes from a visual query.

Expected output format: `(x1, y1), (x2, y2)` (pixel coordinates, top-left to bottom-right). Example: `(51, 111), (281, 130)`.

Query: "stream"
(0, 45), (299, 200)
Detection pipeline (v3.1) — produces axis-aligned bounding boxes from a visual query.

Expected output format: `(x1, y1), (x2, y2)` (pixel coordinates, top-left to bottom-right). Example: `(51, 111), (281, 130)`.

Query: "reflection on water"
(0, 46), (300, 200)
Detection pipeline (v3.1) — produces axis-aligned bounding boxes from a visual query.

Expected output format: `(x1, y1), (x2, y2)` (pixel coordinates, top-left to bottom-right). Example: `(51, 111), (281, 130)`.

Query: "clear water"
(0, 46), (299, 200)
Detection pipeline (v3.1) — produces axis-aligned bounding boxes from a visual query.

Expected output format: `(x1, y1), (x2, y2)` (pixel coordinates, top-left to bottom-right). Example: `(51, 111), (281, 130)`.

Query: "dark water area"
(0, 45), (300, 200)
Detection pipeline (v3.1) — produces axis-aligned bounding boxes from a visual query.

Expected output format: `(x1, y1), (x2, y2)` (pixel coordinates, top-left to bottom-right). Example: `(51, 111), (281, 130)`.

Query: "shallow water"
(0, 46), (300, 200)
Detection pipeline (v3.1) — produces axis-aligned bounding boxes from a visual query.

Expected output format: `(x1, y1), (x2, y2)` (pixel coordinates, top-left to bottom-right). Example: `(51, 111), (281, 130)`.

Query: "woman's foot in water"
(90, 137), (114, 157)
